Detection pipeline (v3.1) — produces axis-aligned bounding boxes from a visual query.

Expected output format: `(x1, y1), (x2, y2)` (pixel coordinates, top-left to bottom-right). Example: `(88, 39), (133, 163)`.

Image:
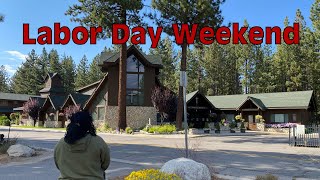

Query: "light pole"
(180, 71), (188, 158)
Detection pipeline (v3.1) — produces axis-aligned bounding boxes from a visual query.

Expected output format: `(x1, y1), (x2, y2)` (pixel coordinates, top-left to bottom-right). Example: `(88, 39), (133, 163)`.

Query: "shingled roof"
(187, 90), (314, 110)
(0, 93), (35, 101)
(42, 95), (68, 110)
(62, 93), (90, 109)
(100, 45), (162, 67)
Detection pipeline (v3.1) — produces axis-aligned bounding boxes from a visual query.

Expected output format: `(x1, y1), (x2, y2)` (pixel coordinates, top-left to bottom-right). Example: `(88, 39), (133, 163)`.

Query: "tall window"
(126, 55), (144, 106)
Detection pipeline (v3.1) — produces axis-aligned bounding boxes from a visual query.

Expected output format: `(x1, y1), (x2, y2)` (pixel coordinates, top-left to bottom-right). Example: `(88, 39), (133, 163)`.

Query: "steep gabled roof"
(83, 74), (108, 110)
(42, 95), (68, 110)
(186, 90), (215, 109)
(61, 93), (90, 109)
(76, 80), (101, 92)
(204, 90), (314, 110)
(237, 96), (266, 110)
(100, 45), (162, 68)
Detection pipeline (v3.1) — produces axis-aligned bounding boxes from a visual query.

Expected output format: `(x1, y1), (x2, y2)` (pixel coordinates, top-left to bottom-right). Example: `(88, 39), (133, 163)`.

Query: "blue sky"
(0, 0), (315, 76)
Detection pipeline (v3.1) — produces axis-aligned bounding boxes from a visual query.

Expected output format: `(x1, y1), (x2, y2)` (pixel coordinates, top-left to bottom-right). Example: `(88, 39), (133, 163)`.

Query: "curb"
(0, 145), (54, 168)
(0, 126), (66, 133)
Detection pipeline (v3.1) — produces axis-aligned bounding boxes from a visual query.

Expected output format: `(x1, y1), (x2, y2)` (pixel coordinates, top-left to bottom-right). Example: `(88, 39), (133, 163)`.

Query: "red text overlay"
(23, 23), (300, 47)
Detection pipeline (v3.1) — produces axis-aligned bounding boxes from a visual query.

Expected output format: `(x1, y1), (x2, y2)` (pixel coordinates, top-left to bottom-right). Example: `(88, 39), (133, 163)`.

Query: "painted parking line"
(218, 150), (317, 163)
(111, 158), (163, 168)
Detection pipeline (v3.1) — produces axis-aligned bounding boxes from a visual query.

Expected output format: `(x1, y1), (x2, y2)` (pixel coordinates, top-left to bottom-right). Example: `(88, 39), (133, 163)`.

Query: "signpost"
(180, 71), (188, 158)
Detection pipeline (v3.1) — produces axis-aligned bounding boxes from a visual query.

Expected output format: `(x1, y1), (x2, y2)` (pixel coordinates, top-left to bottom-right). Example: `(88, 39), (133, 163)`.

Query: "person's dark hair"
(64, 111), (96, 144)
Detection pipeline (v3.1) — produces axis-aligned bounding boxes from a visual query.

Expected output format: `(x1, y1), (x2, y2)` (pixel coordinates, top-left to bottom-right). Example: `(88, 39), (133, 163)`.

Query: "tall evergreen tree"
(66, 0), (144, 130)
(150, 0), (225, 129)
(61, 55), (76, 93)
(149, 37), (178, 92)
(48, 49), (61, 75)
(88, 54), (104, 84)
(75, 55), (89, 89)
(0, 65), (10, 92)
(11, 50), (43, 95)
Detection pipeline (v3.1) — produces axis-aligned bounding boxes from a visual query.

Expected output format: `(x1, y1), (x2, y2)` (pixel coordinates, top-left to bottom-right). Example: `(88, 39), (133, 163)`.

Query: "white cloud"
(4, 51), (27, 61)
(3, 64), (17, 75)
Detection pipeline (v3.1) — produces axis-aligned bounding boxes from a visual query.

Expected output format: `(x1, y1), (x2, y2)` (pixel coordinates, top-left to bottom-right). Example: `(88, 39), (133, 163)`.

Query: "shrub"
(97, 123), (112, 133)
(125, 127), (133, 134)
(256, 174), (278, 180)
(146, 124), (176, 134)
(214, 122), (220, 130)
(0, 115), (10, 126)
(125, 169), (182, 180)
(240, 122), (245, 129)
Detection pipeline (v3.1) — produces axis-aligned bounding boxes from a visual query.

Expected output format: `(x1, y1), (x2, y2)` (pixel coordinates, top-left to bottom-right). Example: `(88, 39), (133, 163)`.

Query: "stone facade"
(256, 123), (265, 131)
(105, 106), (157, 130)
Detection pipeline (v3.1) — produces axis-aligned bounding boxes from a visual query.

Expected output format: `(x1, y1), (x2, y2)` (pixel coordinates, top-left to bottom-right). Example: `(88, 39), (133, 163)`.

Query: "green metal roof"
(48, 95), (68, 110)
(0, 93), (34, 101)
(187, 90), (314, 110)
(70, 93), (90, 108)
(100, 45), (162, 66)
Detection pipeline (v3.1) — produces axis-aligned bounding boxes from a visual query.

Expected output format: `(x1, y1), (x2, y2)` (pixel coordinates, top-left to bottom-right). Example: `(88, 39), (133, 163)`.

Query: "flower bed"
(125, 169), (181, 180)
(265, 123), (297, 128)
(264, 123), (297, 133)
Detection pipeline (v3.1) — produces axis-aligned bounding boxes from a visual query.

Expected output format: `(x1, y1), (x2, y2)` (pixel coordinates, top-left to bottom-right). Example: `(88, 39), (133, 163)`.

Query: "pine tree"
(0, 65), (10, 92)
(150, 0), (225, 129)
(149, 37), (178, 92)
(66, 0), (144, 130)
(61, 55), (76, 93)
(48, 49), (61, 74)
(75, 55), (89, 89)
(88, 54), (104, 84)
(11, 50), (43, 95)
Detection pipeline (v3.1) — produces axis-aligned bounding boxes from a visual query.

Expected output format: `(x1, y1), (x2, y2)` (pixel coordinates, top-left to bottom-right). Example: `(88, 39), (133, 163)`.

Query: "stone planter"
(208, 122), (215, 130)
(257, 123), (265, 131)
(240, 128), (246, 133)
(35, 121), (44, 127)
(55, 121), (62, 128)
(230, 129), (236, 133)
(44, 121), (55, 128)
(215, 130), (220, 134)
(203, 129), (210, 134)
(189, 128), (204, 135)
(26, 120), (34, 127)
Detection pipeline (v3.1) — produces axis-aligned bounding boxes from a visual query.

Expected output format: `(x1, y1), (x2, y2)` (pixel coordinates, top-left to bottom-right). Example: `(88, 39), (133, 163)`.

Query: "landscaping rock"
(160, 158), (211, 180)
(7, 144), (36, 157)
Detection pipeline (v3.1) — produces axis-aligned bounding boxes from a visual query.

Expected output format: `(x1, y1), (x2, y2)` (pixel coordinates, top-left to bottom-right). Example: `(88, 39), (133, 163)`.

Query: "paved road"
(0, 127), (320, 180)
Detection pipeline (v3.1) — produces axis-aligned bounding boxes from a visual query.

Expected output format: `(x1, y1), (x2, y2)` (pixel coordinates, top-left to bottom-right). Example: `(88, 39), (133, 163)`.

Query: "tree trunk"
(176, 41), (187, 130)
(117, 9), (127, 131)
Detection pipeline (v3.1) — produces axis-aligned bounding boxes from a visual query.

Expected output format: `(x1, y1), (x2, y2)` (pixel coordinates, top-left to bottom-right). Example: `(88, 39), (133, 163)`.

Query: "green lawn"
(12, 125), (66, 131)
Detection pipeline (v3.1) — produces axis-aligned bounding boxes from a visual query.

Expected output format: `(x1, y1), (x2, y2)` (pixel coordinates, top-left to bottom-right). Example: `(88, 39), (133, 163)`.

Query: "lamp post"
(180, 71), (188, 158)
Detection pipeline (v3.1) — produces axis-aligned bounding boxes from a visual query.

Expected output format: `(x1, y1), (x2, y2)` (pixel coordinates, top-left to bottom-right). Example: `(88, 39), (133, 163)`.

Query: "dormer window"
(126, 55), (144, 106)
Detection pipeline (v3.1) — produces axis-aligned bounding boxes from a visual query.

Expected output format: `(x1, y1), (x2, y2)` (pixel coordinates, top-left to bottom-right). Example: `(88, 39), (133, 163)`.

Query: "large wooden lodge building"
(3, 45), (316, 129)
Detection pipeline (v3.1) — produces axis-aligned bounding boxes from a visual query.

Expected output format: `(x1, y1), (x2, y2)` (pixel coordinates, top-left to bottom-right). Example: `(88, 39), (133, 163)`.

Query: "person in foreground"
(54, 111), (110, 180)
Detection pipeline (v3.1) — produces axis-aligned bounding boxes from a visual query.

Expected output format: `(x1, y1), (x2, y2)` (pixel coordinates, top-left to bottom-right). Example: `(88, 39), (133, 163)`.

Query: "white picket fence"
(289, 124), (320, 147)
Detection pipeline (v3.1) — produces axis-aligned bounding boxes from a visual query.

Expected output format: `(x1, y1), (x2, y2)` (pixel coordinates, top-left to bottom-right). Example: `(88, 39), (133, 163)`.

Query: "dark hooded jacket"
(54, 134), (110, 180)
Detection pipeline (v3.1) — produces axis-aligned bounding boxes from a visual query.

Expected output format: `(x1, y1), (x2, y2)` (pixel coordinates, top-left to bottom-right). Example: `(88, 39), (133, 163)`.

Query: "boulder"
(160, 158), (211, 180)
(7, 144), (35, 157)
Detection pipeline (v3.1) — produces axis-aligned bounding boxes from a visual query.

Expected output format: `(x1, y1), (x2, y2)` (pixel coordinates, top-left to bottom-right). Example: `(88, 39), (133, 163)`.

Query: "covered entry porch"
(186, 91), (215, 128)
(237, 96), (265, 130)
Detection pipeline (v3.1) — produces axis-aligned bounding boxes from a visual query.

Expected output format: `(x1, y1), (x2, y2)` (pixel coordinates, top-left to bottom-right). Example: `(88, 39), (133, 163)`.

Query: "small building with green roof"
(186, 90), (316, 130)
